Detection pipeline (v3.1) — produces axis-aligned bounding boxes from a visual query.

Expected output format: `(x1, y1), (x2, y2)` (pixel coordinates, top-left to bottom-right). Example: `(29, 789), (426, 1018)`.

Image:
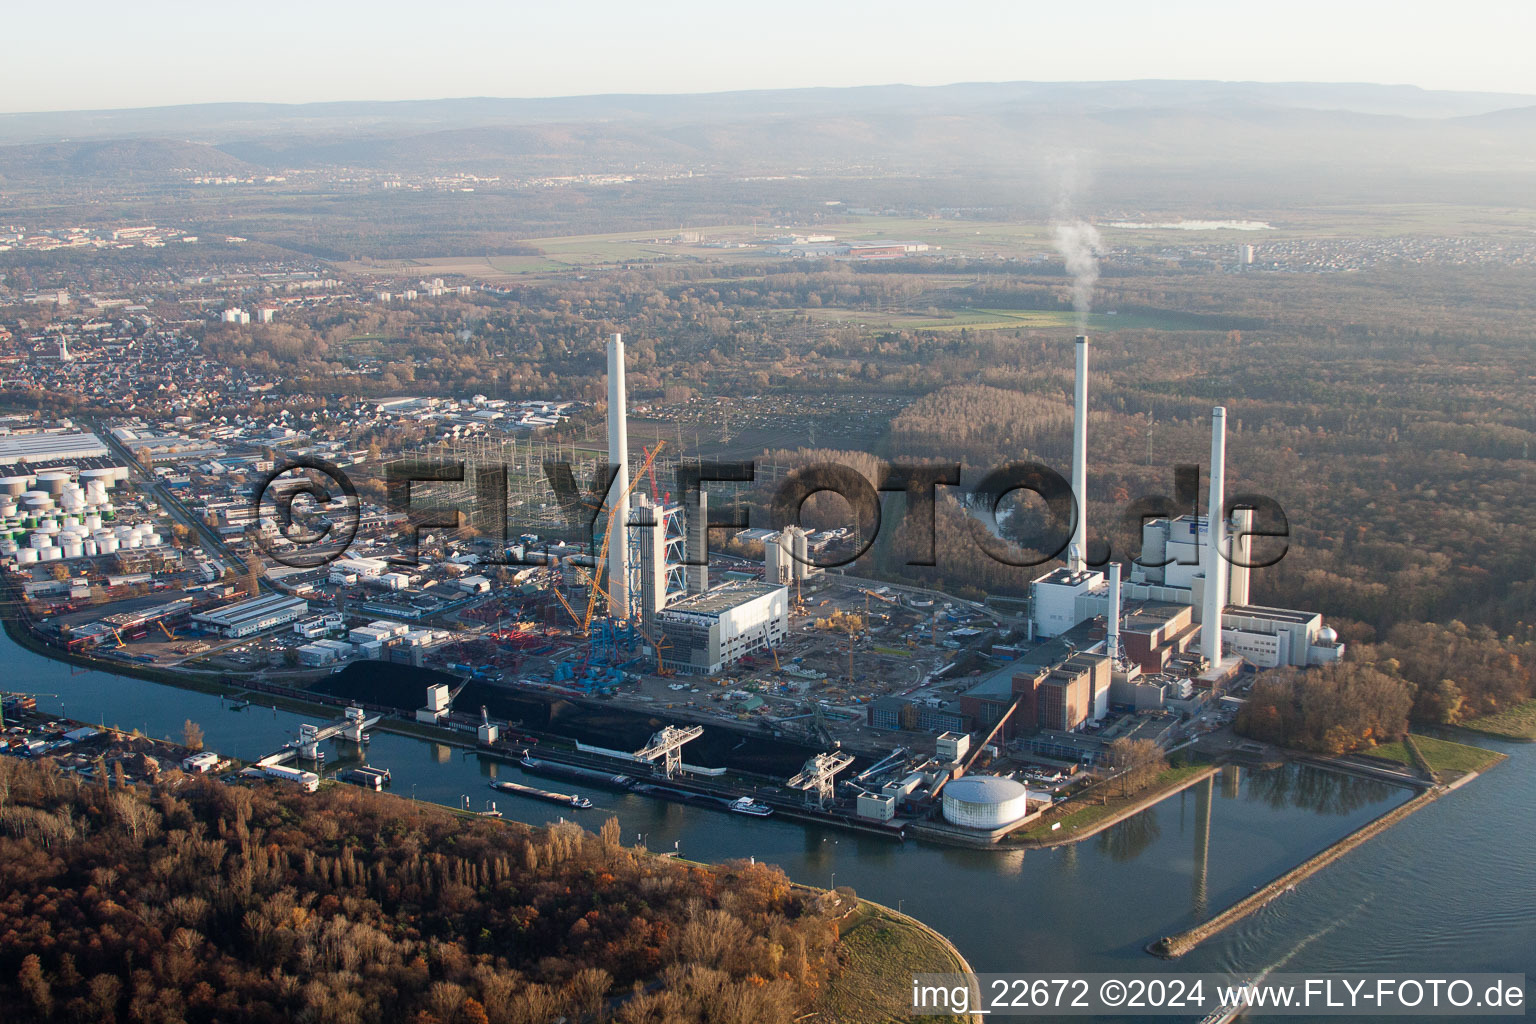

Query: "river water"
(12, 630), (1534, 1016)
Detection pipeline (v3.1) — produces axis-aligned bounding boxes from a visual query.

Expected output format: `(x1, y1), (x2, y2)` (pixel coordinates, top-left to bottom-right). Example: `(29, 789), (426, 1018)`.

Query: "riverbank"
(1010, 762), (1220, 848)
(815, 898), (981, 1024)
(1147, 756), (1502, 959)
(1456, 699), (1536, 742)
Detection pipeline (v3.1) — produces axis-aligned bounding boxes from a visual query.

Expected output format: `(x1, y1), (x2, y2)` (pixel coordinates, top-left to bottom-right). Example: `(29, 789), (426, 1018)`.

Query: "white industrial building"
(656, 580), (789, 674)
(0, 430), (111, 464)
(191, 593), (308, 638)
(764, 525), (819, 585)
(941, 775), (1032, 830)
(1028, 337), (1342, 673)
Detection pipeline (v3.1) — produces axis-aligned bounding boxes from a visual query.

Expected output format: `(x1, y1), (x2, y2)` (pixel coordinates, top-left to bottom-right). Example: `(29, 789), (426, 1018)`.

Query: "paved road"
(92, 419), (254, 583)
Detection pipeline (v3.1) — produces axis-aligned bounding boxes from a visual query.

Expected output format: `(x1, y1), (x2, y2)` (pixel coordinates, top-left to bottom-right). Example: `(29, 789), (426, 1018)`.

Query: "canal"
(10, 628), (1533, 1012)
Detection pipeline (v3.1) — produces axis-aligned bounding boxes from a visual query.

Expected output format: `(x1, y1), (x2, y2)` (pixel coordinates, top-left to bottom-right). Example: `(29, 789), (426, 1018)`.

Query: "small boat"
(728, 796), (773, 817)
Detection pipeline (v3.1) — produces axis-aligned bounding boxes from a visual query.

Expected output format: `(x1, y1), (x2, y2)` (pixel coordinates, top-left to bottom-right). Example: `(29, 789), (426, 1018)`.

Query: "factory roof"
(192, 593), (306, 627)
(1032, 567), (1103, 588)
(1226, 604), (1319, 625)
(660, 581), (785, 617)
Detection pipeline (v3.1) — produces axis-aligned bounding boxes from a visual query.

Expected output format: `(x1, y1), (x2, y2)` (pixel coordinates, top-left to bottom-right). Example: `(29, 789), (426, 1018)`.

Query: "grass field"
(806, 306), (1212, 333)
(333, 203), (1536, 280)
(816, 901), (970, 1023)
(1371, 735), (1505, 775)
(1457, 699), (1536, 741)
(1019, 762), (1211, 841)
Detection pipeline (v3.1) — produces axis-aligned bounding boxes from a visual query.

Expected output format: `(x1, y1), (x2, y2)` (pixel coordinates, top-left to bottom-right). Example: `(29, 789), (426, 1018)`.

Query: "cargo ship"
(490, 779), (593, 809)
(518, 751), (631, 789)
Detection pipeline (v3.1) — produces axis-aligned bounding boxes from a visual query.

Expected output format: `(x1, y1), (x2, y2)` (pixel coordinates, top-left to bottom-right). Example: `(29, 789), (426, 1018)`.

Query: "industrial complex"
(2, 328), (1347, 843)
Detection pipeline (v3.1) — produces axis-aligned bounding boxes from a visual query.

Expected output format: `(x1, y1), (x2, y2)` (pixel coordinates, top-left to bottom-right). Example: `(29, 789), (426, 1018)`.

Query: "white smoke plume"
(1052, 220), (1103, 332)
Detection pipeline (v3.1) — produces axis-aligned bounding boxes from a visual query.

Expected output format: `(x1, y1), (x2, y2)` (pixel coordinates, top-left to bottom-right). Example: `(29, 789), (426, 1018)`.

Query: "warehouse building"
(191, 593), (308, 638)
(655, 581), (788, 674)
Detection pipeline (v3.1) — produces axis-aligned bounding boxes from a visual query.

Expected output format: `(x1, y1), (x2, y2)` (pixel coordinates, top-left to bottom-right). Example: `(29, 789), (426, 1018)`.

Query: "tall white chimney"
(1107, 560), (1122, 663)
(606, 332), (630, 618)
(1202, 406), (1227, 664)
(1069, 335), (1089, 572)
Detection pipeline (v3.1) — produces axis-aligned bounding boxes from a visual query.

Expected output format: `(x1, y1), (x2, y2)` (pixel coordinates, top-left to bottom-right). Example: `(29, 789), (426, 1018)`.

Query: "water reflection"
(1096, 805), (1163, 863)
(1245, 762), (1394, 814)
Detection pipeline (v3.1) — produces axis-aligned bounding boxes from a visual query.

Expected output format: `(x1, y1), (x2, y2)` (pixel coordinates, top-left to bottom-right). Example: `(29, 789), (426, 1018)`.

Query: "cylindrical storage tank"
(16, 547), (39, 565)
(86, 481), (109, 505)
(80, 467), (116, 489)
(36, 471), (71, 495)
(39, 546), (61, 561)
(126, 533), (142, 548)
(85, 514), (102, 531)
(61, 538), (84, 559)
(29, 532), (53, 549)
(147, 532), (163, 546)
(97, 535), (120, 554)
(941, 776), (1032, 830)
(115, 525), (134, 538)
(0, 475), (33, 497)
(83, 539), (97, 557)
(22, 493), (53, 512)
(0, 539), (16, 556)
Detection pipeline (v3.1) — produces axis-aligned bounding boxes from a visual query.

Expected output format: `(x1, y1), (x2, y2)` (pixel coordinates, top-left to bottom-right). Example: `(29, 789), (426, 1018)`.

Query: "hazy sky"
(5, 0), (1533, 113)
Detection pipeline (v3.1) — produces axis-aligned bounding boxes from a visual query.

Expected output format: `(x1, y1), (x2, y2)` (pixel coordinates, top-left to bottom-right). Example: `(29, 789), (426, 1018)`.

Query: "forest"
(0, 759), (841, 1024)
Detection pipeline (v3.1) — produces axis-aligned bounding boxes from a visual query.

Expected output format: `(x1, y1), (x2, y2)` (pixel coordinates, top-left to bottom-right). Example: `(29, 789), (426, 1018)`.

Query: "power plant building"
(656, 580), (788, 674)
(1029, 342), (1344, 674)
(764, 525), (818, 585)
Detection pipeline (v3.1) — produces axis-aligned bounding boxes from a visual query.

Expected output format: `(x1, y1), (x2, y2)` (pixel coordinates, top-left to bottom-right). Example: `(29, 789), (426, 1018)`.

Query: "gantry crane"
(634, 723), (703, 779)
(787, 750), (855, 809)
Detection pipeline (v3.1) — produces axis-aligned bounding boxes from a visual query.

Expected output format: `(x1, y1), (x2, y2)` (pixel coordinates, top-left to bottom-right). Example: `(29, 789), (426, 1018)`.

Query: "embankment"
(1149, 773), (1480, 959)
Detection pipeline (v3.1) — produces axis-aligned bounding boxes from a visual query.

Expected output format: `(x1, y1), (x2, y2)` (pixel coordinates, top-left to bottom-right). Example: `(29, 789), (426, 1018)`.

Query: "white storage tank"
(39, 546), (61, 561)
(941, 775), (1032, 830)
(36, 471), (71, 495)
(80, 467), (117, 489)
(85, 514), (102, 531)
(61, 537), (84, 559)
(0, 475), (33, 498)
(82, 539), (97, 557)
(16, 547), (39, 565)
(97, 535), (120, 554)
(29, 532), (53, 549)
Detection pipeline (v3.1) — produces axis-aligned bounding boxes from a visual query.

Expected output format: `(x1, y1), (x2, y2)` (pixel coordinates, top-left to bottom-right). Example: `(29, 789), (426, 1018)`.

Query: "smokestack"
(1203, 407), (1227, 664)
(1229, 506), (1252, 607)
(1107, 560), (1122, 663)
(1069, 335), (1089, 572)
(606, 332), (630, 617)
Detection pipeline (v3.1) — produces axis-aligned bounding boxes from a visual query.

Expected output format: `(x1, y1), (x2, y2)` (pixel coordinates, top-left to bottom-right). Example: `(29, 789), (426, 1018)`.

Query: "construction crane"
(787, 750), (855, 809)
(634, 723), (702, 779)
(544, 557), (584, 630)
(579, 441), (664, 632)
(641, 443), (667, 504)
